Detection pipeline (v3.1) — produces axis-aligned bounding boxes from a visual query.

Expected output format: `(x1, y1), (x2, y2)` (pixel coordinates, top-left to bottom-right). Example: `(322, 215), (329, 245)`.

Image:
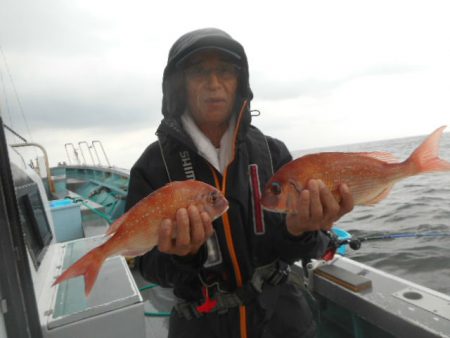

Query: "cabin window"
(15, 183), (52, 268)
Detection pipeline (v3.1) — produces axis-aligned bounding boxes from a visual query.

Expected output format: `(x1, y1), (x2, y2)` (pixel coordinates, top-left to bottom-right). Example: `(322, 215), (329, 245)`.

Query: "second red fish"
(261, 126), (450, 213)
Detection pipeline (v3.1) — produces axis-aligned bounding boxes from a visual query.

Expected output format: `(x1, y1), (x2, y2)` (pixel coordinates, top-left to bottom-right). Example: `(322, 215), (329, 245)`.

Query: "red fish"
(53, 180), (228, 296)
(261, 126), (450, 213)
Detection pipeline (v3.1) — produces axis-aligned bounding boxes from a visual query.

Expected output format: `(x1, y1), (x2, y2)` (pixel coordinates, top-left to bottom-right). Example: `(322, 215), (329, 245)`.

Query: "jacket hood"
(161, 28), (253, 118)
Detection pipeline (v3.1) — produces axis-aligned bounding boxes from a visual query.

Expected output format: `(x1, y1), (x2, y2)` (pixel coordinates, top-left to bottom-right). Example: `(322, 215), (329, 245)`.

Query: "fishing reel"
(327, 229), (363, 255)
(321, 227), (450, 264)
(337, 237), (362, 250)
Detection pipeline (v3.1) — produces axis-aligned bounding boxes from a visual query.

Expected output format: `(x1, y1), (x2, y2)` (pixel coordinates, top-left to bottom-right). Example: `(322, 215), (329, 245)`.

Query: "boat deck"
(131, 269), (172, 338)
(25, 164), (449, 338)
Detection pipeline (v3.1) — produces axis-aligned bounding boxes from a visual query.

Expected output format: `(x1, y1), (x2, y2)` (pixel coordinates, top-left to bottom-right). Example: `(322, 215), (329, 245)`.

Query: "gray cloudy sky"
(1, 0), (450, 169)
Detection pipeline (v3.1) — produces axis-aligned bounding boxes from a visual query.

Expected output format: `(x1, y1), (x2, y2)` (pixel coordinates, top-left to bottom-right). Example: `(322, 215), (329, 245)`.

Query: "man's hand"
(158, 205), (214, 256)
(286, 179), (354, 236)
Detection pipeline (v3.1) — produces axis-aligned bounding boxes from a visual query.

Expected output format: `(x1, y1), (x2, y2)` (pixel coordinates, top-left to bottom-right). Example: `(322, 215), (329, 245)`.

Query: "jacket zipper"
(209, 100), (249, 338)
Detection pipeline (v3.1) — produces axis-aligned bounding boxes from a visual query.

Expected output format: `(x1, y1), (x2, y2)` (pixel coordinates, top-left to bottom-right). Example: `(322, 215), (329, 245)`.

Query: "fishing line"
(0, 66), (13, 126)
(0, 46), (33, 141)
(3, 123), (28, 142)
(347, 231), (450, 250)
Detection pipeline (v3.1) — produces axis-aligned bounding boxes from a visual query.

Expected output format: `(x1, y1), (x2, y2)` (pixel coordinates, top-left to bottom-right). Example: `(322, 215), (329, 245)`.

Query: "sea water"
(292, 131), (450, 295)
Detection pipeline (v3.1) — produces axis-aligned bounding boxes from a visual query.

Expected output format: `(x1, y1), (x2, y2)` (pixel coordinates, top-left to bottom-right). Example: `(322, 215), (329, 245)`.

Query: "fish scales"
(292, 152), (406, 205)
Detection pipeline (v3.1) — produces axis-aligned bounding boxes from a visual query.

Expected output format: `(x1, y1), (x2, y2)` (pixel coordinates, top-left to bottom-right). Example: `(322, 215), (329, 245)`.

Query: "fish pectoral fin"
(288, 179), (303, 193)
(105, 213), (128, 236)
(362, 184), (394, 206)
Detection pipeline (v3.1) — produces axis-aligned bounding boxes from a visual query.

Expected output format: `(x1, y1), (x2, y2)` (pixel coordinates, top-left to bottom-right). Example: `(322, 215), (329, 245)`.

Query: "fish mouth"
(212, 204), (229, 220)
(261, 205), (288, 214)
(260, 193), (283, 213)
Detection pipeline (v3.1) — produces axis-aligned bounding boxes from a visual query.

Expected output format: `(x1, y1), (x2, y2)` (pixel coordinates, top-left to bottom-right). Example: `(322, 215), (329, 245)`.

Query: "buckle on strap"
(174, 289), (247, 319)
(250, 260), (291, 292)
(196, 287), (218, 314)
(174, 302), (203, 320)
(267, 260), (291, 285)
(174, 261), (294, 320)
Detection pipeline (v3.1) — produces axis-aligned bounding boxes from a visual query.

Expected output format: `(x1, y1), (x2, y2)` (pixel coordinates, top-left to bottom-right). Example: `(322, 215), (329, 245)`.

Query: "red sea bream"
(261, 126), (450, 213)
(53, 180), (228, 296)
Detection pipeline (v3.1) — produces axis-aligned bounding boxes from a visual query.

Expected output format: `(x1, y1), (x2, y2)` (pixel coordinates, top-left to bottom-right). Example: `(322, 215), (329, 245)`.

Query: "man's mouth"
(205, 98), (226, 104)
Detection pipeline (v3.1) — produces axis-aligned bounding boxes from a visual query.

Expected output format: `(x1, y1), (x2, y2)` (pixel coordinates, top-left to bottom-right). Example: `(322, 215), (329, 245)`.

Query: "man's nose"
(206, 71), (221, 87)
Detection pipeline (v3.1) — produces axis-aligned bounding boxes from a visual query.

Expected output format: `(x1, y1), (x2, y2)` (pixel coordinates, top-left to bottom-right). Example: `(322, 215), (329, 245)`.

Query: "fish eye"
(270, 182), (282, 195)
(210, 192), (218, 203)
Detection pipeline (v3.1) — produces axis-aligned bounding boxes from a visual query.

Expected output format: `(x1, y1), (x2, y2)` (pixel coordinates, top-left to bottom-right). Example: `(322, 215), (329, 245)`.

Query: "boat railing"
(64, 143), (80, 165)
(92, 140), (111, 167)
(10, 142), (55, 193)
(65, 140), (111, 168)
(78, 141), (94, 165)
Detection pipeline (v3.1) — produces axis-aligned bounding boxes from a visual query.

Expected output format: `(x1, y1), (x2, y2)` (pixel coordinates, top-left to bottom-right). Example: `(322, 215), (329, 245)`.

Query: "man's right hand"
(158, 205), (214, 256)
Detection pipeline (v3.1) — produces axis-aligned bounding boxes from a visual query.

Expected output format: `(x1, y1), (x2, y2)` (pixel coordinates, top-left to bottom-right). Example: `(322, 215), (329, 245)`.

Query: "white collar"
(181, 112), (235, 173)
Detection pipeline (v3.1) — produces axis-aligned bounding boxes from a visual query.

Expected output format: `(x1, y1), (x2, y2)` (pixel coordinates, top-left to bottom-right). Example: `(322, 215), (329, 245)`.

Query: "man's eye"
(185, 63), (240, 81)
(218, 64), (239, 77)
(190, 66), (205, 76)
(216, 66), (229, 75)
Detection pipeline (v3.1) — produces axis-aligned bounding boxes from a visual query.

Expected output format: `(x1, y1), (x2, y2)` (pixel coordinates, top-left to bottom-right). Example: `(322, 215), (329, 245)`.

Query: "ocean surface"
(292, 130), (450, 295)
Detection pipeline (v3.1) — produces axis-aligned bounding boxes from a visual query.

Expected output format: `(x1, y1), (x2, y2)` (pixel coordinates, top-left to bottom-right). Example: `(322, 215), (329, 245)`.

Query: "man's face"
(184, 50), (239, 129)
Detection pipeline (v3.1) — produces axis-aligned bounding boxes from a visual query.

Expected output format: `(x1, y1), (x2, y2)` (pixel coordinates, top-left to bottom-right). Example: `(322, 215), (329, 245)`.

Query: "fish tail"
(52, 247), (106, 297)
(407, 126), (450, 174)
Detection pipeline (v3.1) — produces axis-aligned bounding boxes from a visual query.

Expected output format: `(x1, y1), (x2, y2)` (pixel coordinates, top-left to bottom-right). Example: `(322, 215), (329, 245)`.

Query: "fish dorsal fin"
(357, 152), (399, 163)
(362, 184), (394, 206)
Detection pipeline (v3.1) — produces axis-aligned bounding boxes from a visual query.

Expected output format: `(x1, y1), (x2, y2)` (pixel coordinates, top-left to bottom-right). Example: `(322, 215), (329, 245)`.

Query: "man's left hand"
(285, 179), (354, 236)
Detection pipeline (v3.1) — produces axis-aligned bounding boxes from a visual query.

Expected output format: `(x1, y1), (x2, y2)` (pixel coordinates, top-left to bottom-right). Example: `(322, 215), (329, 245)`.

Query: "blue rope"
(139, 284), (172, 317)
(144, 311), (171, 317)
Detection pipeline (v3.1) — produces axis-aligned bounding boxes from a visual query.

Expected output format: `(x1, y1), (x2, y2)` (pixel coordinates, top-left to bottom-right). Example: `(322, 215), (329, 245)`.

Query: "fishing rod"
(331, 228), (450, 253)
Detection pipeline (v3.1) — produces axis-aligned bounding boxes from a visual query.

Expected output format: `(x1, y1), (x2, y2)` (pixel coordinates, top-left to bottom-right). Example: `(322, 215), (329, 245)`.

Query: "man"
(126, 28), (353, 338)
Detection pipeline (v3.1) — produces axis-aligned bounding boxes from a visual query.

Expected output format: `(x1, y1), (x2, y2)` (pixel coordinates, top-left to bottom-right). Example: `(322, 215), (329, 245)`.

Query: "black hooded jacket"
(126, 27), (329, 312)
